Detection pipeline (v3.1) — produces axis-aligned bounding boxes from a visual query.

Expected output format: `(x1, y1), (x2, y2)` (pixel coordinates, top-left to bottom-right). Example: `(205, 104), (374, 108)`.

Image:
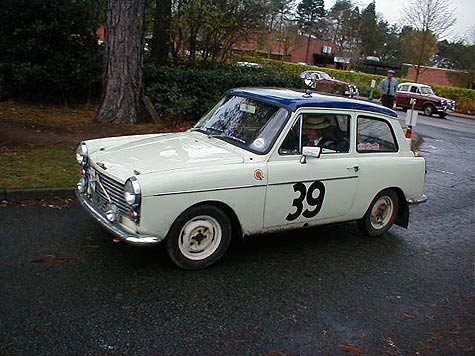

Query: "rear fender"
(394, 189), (409, 228)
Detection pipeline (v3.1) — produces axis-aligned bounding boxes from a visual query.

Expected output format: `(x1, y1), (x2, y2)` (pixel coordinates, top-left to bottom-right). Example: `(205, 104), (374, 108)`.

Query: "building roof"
(228, 87), (398, 118)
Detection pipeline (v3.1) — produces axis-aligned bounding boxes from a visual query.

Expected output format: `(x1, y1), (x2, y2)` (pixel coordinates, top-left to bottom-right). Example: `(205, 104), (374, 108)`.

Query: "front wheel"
(357, 189), (399, 237)
(423, 104), (435, 116)
(166, 205), (232, 269)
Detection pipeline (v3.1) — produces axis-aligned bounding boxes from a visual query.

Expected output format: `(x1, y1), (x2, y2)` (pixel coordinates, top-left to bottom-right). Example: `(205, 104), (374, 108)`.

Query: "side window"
(357, 116), (398, 153)
(410, 86), (418, 93)
(279, 113), (350, 155)
(279, 115), (302, 155)
(399, 84), (409, 92)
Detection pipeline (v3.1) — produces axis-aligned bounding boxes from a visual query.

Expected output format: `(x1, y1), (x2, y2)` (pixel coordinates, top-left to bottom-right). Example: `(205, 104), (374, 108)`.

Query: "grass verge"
(0, 147), (77, 189)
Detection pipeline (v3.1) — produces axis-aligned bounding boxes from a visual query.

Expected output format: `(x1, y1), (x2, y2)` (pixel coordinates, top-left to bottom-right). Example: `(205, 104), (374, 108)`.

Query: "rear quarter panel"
(350, 155), (426, 219)
(349, 115), (426, 219)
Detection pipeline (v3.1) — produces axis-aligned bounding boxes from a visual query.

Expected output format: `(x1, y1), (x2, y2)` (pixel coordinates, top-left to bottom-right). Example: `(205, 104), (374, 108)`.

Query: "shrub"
(233, 55), (387, 98)
(144, 63), (302, 121)
(234, 55), (475, 114)
(0, 0), (103, 103)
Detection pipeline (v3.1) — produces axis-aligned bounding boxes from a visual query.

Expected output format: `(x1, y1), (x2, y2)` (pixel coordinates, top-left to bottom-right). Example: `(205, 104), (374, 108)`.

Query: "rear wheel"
(166, 205), (232, 270)
(357, 189), (399, 237)
(423, 104), (435, 116)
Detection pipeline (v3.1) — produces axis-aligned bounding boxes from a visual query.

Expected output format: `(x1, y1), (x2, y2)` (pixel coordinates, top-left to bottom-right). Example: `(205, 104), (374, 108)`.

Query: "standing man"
(379, 70), (398, 109)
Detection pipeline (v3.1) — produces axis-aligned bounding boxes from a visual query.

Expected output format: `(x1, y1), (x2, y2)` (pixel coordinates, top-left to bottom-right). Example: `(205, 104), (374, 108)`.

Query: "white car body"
(76, 88), (426, 268)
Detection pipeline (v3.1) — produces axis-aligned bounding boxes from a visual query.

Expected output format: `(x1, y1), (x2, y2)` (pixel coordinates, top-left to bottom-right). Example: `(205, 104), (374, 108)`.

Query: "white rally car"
(76, 88), (427, 269)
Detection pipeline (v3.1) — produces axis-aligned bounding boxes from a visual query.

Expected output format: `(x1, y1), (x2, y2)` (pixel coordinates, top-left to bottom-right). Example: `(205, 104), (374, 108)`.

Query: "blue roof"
(227, 87), (398, 118)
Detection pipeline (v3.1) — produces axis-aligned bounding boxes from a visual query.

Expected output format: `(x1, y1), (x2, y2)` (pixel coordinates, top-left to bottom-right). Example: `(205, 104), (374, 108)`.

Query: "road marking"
(432, 169), (455, 175)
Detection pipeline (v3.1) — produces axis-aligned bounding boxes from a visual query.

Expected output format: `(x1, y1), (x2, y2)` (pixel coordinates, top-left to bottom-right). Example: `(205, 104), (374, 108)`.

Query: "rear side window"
(357, 116), (398, 153)
(398, 84), (409, 92)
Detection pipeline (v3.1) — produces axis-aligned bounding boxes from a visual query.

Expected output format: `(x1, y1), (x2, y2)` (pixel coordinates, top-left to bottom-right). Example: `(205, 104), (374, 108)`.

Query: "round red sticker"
(254, 169), (264, 181)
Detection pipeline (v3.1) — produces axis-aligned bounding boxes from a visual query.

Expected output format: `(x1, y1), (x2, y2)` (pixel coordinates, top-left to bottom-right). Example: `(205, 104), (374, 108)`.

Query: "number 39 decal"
(286, 181), (325, 221)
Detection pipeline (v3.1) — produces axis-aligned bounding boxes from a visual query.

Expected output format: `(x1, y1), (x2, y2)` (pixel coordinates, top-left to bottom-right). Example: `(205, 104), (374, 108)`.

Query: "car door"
(395, 84), (410, 107)
(263, 111), (359, 229)
(409, 85), (424, 110)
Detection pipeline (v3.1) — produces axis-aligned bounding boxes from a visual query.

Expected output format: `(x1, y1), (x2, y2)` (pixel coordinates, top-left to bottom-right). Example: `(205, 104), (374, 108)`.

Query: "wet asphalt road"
(1, 114), (474, 356)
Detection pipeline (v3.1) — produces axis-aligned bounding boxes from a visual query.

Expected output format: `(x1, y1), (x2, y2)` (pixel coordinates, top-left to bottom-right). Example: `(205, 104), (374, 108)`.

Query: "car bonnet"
(87, 131), (245, 180)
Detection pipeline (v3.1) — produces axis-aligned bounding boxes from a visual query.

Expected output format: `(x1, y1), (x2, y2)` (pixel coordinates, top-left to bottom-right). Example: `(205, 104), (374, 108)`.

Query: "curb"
(411, 133), (423, 151)
(1, 188), (75, 201)
(450, 112), (475, 120)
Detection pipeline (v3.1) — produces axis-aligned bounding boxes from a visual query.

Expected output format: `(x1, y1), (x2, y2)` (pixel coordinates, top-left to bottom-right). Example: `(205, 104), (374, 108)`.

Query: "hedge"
(233, 55), (386, 98)
(234, 56), (475, 114)
(144, 63), (302, 121)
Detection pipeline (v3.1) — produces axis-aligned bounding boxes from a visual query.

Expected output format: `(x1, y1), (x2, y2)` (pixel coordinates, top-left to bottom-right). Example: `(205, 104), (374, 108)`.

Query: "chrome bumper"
(75, 189), (163, 246)
(407, 194), (428, 205)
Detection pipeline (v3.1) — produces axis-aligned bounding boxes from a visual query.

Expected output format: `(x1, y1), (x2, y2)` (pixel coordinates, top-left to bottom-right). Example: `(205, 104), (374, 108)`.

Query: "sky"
(325, 0), (474, 42)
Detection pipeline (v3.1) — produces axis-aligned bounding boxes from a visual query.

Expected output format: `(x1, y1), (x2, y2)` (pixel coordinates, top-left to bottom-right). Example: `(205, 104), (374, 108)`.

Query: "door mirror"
(300, 146), (321, 164)
(304, 74), (317, 88)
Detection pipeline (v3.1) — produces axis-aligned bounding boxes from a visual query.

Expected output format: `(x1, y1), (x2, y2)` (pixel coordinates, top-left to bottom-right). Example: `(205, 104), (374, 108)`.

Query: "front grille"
(86, 167), (129, 216)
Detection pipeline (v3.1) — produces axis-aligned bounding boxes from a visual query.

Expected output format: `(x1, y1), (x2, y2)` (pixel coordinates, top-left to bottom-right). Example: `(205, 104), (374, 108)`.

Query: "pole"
(406, 98), (416, 139)
(369, 80), (376, 101)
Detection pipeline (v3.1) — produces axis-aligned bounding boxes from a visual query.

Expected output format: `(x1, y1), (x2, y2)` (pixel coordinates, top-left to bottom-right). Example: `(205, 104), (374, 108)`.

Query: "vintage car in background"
(395, 82), (456, 118)
(234, 61), (263, 68)
(76, 88), (426, 269)
(299, 70), (359, 97)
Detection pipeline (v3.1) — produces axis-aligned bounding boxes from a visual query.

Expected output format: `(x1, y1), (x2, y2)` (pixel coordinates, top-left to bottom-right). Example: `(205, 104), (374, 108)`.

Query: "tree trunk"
(305, 34), (311, 64)
(96, 0), (146, 123)
(151, 0), (171, 65)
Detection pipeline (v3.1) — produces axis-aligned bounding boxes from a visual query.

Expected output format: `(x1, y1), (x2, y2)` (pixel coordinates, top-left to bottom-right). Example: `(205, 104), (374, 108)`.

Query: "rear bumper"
(407, 194), (428, 205)
(76, 189), (163, 246)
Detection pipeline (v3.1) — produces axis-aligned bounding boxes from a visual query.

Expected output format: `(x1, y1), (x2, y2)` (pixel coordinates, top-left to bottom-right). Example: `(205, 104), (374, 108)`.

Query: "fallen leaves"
(338, 342), (367, 356)
(1, 197), (74, 209)
(30, 254), (77, 265)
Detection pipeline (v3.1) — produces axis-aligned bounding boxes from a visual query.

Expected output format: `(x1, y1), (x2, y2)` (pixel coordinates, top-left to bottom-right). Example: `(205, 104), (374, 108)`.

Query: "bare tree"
(465, 27), (475, 89)
(96, 0), (146, 123)
(400, 0), (456, 81)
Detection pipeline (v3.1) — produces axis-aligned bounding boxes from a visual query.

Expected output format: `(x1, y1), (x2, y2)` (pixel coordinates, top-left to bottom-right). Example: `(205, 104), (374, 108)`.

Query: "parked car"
(395, 82), (456, 118)
(299, 70), (359, 97)
(76, 88), (427, 269)
(234, 61), (262, 68)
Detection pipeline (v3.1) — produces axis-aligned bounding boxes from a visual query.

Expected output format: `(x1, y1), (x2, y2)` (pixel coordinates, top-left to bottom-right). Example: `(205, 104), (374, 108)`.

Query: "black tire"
(357, 189), (399, 237)
(423, 104), (435, 116)
(166, 205), (232, 270)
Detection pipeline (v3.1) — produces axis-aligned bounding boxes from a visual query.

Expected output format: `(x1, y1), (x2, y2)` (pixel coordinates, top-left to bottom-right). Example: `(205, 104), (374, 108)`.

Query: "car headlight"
(76, 142), (88, 165)
(124, 177), (141, 207)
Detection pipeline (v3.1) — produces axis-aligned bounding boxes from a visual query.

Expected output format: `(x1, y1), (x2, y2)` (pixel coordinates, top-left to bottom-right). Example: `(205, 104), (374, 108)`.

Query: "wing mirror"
(300, 146), (321, 164)
(304, 74), (317, 89)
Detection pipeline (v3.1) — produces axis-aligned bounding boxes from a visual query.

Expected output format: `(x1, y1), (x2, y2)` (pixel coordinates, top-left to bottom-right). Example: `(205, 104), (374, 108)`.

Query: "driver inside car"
(303, 115), (336, 150)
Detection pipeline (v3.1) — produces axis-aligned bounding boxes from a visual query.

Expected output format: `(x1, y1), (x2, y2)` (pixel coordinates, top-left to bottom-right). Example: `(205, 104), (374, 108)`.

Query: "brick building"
(404, 65), (470, 88)
(232, 33), (338, 68)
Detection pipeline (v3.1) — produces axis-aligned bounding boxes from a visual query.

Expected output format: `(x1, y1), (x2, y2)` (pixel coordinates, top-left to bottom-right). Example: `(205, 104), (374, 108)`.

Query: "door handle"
(346, 166), (359, 172)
